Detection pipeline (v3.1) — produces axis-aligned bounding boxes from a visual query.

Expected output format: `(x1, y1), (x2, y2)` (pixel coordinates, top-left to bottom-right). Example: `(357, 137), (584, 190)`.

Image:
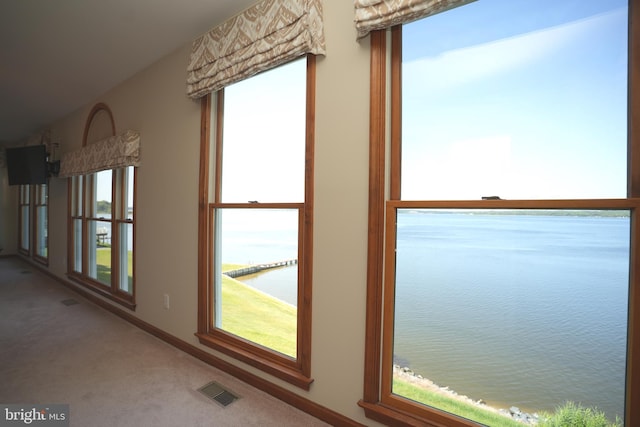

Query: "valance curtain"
(59, 130), (140, 178)
(354, 0), (474, 40)
(186, 0), (325, 99)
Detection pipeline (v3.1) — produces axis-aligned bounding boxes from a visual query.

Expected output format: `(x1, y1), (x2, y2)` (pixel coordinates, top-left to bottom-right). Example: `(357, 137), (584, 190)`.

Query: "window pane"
(392, 209), (628, 424)
(125, 166), (134, 221)
(73, 219), (82, 272)
(401, 1), (628, 200)
(72, 176), (83, 216)
(88, 220), (111, 285)
(35, 206), (47, 257)
(94, 170), (112, 216)
(20, 206), (29, 250)
(35, 184), (44, 205)
(118, 222), (133, 294)
(221, 59), (306, 203)
(21, 185), (29, 203)
(213, 208), (298, 357)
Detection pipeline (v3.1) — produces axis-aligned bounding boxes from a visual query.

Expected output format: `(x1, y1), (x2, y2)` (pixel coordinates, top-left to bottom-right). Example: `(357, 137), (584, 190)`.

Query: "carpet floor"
(0, 257), (329, 427)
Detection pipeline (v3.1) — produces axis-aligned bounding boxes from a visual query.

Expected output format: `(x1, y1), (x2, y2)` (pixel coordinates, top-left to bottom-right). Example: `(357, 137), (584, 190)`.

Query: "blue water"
(219, 208), (299, 306)
(393, 210), (629, 420)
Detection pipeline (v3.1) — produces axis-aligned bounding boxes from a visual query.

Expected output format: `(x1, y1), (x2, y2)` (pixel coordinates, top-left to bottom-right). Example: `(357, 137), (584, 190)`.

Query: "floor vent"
(61, 299), (79, 306)
(198, 381), (239, 407)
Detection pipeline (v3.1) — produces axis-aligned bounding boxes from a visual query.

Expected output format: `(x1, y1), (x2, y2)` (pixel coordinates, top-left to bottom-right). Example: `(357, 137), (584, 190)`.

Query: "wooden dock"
(224, 259), (297, 278)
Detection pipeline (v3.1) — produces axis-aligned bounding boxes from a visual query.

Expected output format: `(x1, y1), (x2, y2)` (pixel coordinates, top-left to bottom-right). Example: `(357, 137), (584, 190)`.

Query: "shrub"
(539, 401), (621, 427)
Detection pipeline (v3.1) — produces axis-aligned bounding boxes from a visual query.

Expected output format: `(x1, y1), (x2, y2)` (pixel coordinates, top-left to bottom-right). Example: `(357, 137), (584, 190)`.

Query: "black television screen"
(6, 145), (48, 186)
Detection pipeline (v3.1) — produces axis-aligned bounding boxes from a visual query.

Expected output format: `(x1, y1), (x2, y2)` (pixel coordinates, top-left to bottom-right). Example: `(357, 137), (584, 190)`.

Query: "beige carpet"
(0, 257), (329, 427)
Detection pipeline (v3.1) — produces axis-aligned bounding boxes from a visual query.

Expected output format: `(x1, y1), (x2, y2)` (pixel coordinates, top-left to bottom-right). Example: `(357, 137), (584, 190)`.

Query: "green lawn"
(392, 379), (522, 427)
(95, 248), (133, 291)
(219, 266), (297, 358)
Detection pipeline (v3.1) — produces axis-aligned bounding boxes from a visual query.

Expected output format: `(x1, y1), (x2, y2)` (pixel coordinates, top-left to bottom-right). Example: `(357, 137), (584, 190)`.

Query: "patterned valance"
(186, 0), (325, 99)
(59, 130), (140, 178)
(354, 0), (475, 40)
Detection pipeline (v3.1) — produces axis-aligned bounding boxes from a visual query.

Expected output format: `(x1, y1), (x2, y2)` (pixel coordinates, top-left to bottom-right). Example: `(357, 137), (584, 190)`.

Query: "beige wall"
(14, 1), (382, 424)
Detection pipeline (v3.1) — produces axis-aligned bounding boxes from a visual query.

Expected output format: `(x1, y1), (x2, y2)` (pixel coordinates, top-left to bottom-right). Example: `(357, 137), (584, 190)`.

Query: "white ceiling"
(0, 0), (257, 143)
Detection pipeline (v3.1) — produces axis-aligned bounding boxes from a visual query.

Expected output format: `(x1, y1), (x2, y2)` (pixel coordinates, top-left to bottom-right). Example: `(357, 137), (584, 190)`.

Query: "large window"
(361, 1), (640, 426)
(69, 166), (135, 306)
(18, 183), (48, 264)
(18, 185), (30, 254)
(197, 56), (315, 389)
(69, 166), (135, 307)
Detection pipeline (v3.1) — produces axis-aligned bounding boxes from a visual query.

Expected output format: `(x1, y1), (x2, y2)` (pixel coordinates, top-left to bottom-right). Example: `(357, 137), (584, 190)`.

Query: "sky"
(401, 0), (629, 200)
(95, 167), (134, 213)
(95, 0), (630, 204)
(221, 58), (306, 204)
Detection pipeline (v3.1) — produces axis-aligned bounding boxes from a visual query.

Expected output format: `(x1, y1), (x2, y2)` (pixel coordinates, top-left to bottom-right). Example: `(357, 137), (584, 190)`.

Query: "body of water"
(219, 208), (299, 306)
(226, 209), (629, 421)
(393, 210), (629, 421)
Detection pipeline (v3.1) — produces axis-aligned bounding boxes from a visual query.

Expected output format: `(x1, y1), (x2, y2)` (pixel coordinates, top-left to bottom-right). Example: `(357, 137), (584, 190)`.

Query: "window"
(69, 166), (135, 307)
(33, 184), (48, 261)
(361, 1), (640, 426)
(17, 183), (48, 264)
(18, 185), (30, 254)
(67, 104), (136, 309)
(197, 56), (315, 389)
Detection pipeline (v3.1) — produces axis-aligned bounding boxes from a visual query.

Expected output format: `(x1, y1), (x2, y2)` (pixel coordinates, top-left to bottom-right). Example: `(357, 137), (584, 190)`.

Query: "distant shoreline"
(403, 209), (630, 218)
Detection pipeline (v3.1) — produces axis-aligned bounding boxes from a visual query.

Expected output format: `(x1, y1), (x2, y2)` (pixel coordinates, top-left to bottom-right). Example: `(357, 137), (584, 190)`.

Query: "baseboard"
(18, 256), (365, 427)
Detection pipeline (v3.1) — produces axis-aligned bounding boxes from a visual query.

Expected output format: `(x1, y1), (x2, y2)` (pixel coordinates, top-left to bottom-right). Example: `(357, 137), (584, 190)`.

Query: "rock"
(510, 406), (521, 415)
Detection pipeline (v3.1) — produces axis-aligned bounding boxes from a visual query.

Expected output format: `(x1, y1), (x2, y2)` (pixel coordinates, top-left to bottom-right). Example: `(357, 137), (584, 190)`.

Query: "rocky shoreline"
(393, 365), (541, 425)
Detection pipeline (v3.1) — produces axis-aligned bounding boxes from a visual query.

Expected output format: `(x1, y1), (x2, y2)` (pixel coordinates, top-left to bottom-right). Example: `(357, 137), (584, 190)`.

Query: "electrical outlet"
(163, 294), (170, 309)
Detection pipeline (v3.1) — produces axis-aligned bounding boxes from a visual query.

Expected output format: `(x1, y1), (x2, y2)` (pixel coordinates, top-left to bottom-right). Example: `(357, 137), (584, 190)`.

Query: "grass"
(95, 248), (133, 291)
(538, 402), (621, 427)
(392, 379), (522, 427)
(220, 264), (297, 357)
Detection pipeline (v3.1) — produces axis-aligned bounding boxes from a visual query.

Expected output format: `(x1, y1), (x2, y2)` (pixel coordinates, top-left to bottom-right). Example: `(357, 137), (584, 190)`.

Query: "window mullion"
(110, 169), (118, 293)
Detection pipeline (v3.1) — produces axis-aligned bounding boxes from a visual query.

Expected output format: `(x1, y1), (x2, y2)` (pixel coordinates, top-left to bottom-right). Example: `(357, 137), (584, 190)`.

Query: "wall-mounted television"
(6, 145), (48, 186)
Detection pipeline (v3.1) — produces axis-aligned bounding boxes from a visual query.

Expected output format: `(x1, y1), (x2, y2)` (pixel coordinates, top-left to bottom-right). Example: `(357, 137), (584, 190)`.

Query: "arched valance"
(58, 130), (140, 178)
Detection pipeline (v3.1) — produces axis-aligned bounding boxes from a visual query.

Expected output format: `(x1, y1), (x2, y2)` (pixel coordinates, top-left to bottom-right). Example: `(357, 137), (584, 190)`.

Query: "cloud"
(403, 7), (625, 94)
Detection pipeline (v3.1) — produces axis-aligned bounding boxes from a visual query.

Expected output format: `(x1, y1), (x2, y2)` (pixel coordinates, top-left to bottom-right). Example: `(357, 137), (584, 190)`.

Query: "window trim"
(360, 2), (640, 425)
(66, 103), (136, 310)
(196, 55), (315, 390)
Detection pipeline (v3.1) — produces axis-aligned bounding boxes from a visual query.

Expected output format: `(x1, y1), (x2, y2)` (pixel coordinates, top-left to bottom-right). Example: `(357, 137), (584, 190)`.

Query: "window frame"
(359, 2), (640, 425)
(196, 55), (316, 390)
(66, 104), (136, 310)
